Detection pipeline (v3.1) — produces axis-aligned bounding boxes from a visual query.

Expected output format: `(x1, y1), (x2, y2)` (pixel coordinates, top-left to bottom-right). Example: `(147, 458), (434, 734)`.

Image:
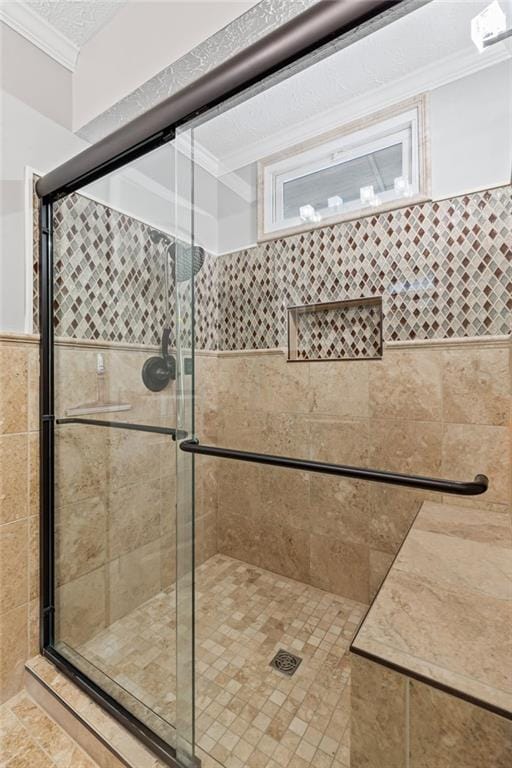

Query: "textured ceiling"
(193, 0), (495, 165)
(79, 0), (506, 170)
(79, 0), (320, 141)
(25, 0), (124, 46)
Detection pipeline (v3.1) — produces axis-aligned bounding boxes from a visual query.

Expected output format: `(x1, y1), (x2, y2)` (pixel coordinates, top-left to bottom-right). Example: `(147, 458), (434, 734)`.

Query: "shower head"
(142, 229), (204, 393)
(149, 228), (205, 282)
(168, 241), (205, 283)
(149, 228), (172, 247)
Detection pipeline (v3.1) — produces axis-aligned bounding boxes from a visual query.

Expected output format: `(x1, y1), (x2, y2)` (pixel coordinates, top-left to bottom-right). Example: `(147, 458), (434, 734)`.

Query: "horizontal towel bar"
(179, 439), (489, 496)
(56, 417), (186, 440)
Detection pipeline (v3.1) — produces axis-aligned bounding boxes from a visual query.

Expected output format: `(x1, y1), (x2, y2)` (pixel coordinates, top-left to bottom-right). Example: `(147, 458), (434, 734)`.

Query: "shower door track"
(35, 0), (406, 199)
(37, 2), (422, 767)
(38, 645), (184, 767)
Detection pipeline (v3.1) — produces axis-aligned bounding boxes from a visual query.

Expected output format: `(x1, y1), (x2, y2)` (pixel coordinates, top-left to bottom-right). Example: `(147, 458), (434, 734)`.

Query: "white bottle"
(96, 353), (106, 403)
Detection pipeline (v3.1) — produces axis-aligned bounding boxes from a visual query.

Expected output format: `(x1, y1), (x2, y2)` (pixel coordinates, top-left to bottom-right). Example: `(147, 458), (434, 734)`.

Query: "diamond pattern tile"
(52, 194), (172, 345)
(217, 185), (511, 350)
(34, 185), (511, 350)
(293, 302), (382, 360)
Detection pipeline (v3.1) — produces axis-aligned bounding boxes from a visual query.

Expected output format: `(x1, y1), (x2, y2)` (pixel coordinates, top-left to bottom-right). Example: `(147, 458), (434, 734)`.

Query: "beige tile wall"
(213, 338), (512, 604)
(53, 341), (215, 647)
(1, 331), (510, 699)
(350, 654), (512, 767)
(0, 334), (215, 690)
(53, 342), (171, 647)
(0, 335), (39, 703)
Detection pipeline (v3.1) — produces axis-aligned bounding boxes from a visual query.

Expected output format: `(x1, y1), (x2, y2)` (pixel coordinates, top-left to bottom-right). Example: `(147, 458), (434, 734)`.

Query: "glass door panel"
(51, 139), (195, 759)
(47, 3), (511, 768)
(174, 127), (198, 768)
(172, 3), (511, 767)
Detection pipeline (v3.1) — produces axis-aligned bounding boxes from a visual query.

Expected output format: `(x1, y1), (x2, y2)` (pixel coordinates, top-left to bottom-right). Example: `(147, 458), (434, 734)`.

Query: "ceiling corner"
(0, 2), (79, 71)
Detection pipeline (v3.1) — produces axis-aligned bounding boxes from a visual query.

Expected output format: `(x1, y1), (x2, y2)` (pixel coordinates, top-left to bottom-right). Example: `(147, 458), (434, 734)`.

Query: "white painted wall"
(217, 165), (257, 254)
(72, 1), (257, 130)
(1, 23), (73, 129)
(430, 60), (512, 199)
(84, 144), (219, 255)
(0, 90), (87, 333)
(0, 21), (85, 333)
(1, 3), (257, 332)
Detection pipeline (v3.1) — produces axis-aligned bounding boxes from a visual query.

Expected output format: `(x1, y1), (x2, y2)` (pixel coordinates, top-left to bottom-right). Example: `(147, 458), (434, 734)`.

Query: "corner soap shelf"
(65, 402), (132, 417)
(287, 296), (383, 362)
(65, 351), (132, 416)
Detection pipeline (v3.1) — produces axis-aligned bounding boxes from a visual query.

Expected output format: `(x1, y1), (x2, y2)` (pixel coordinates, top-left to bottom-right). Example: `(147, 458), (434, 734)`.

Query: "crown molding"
(218, 43), (511, 173)
(0, 2), (79, 71)
(153, 42), (511, 188)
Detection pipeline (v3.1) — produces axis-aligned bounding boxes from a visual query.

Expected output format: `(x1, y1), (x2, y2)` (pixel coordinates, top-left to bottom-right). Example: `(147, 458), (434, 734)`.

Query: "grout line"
(405, 677), (410, 768)
(8, 696), (59, 766)
(26, 403), (31, 617)
(2, 698), (32, 763)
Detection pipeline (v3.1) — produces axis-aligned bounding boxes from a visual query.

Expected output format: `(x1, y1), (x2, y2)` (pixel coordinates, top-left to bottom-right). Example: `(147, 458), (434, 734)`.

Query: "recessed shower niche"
(287, 296), (383, 362)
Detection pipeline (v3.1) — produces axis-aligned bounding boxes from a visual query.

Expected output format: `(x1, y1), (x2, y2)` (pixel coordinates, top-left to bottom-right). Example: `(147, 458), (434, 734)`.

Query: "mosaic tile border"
(34, 185), (511, 350)
(216, 185), (512, 350)
(50, 194), (173, 346)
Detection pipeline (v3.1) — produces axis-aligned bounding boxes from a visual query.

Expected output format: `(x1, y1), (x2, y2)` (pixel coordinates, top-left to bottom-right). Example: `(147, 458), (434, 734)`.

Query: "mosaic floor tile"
(80, 554), (367, 767)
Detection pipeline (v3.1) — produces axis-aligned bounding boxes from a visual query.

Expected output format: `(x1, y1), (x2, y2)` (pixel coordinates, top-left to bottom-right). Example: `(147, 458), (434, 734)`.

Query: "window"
(258, 98), (429, 240)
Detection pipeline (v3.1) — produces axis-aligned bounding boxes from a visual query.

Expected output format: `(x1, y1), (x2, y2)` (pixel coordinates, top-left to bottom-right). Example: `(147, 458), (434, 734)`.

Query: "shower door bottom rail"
(179, 438), (489, 496)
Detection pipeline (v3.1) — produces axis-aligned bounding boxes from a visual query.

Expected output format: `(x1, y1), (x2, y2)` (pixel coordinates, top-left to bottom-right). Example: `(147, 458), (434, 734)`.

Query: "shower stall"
(36, 1), (511, 767)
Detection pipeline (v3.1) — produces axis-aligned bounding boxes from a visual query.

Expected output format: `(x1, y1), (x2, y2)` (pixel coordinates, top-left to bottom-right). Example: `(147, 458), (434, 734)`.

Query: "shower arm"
(164, 242), (171, 331)
(179, 439), (489, 496)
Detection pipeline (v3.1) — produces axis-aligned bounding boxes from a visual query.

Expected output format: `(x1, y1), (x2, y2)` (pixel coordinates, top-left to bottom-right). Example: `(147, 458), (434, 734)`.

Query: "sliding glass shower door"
(40, 3), (510, 768)
(174, 129), (198, 768)
(48, 140), (197, 766)
(171, 4), (509, 766)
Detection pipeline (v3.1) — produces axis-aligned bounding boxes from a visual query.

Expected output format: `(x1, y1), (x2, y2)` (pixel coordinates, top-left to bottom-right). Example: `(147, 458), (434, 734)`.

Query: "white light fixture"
(394, 176), (411, 197)
(471, 1), (506, 52)
(328, 196), (343, 209)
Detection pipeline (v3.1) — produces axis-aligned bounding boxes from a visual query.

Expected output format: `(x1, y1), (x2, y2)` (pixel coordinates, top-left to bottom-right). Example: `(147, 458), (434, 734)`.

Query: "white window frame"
(257, 96), (430, 241)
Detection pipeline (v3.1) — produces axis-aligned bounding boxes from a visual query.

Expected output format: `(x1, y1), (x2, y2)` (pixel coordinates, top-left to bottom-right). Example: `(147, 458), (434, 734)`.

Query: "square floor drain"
(270, 649), (302, 677)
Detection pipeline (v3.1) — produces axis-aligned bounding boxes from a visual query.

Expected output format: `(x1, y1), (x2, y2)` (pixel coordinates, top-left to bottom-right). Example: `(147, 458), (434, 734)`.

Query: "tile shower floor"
(81, 555), (367, 768)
